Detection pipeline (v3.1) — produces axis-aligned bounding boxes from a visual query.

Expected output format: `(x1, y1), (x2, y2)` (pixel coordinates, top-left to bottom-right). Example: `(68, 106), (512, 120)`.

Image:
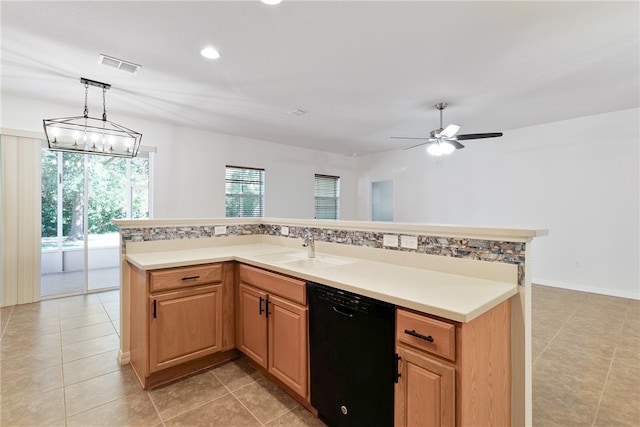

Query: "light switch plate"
(281, 226), (289, 236)
(383, 234), (399, 247)
(401, 235), (418, 250)
(214, 225), (227, 235)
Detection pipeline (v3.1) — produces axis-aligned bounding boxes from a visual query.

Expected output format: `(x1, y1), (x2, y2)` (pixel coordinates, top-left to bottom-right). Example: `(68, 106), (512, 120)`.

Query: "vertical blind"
(225, 166), (265, 217)
(314, 174), (340, 219)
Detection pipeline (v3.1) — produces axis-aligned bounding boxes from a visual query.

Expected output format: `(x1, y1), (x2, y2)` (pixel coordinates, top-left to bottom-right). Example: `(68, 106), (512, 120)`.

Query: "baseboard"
(118, 350), (131, 365)
(532, 278), (639, 300)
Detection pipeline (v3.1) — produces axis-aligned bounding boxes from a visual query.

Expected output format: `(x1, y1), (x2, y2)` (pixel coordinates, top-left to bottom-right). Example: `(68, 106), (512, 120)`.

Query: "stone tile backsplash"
(120, 223), (526, 284)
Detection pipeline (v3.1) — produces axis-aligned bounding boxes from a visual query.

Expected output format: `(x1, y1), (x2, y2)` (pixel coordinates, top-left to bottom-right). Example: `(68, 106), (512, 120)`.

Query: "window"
(314, 174), (340, 219)
(225, 166), (265, 217)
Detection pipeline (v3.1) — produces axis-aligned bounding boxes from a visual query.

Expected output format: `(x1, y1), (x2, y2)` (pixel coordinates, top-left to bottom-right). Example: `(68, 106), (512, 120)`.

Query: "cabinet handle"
(404, 329), (434, 343)
(259, 296), (265, 315)
(181, 275), (200, 281)
(394, 353), (402, 383)
(265, 297), (271, 318)
(153, 300), (157, 319)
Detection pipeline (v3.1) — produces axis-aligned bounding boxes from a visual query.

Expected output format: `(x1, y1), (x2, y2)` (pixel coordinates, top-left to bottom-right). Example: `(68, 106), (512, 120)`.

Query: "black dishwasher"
(308, 282), (395, 427)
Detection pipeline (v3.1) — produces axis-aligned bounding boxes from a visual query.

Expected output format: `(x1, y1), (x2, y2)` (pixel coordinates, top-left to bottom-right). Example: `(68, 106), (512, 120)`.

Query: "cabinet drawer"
(397, 309), (455, 362)
(239, 264), (306, 305)
(149, 263), (222, 292)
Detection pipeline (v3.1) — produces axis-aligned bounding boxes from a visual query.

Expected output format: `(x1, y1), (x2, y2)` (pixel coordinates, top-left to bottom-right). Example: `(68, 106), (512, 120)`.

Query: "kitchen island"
(115, 218), (546, 426)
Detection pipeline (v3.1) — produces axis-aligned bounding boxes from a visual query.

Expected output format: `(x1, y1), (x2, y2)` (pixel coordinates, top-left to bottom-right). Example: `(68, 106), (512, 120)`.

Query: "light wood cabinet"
(129, 261), (236, 389)
(237, 283), (268, 366)
(395, 345), (455, 427)
(149, 284), (222, 372)
(395, 301), (511, 427)
(236, 264), (308, 399)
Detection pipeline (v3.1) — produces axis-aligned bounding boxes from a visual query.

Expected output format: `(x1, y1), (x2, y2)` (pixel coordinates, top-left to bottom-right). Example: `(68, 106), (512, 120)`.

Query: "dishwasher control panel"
(315, 287), (371, 313)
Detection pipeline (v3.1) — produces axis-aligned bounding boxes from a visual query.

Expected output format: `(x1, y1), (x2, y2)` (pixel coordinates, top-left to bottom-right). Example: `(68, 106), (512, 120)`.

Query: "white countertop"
(125, 243), (518, 323)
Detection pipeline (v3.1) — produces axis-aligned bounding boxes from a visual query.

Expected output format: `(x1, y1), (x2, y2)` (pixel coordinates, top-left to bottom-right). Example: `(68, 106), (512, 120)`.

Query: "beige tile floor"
(0, 285), (638, 426)
(0, 290), (325, 427)
(532, 284), (640, 426)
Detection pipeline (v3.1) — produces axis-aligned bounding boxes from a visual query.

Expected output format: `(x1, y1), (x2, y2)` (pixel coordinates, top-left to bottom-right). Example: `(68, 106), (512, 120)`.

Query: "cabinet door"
(237, 283), (268, 369)
(268, 294), (308, 399)
(149, 284), (223, 373)
(395, 345), (455, 427)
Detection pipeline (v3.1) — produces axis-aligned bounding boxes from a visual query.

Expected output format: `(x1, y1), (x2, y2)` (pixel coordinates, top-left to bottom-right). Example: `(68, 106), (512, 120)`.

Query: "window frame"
(314, 174), (340, 220)
(225, 165), (265, 218)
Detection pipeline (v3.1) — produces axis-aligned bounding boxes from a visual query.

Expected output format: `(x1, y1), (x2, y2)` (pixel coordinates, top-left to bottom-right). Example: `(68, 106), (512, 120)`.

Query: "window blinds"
(225, 166), (265, 217)
(314, 174), (340, 219)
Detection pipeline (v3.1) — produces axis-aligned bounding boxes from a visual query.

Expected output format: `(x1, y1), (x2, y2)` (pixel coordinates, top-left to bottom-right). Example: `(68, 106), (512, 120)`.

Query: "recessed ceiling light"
(200, 47), (221, 60)
(261, 0), (282, 5)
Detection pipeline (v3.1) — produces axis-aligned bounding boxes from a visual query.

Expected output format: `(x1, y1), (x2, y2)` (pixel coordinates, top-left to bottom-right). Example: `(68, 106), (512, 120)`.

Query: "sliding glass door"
(41, 146), (151, 297)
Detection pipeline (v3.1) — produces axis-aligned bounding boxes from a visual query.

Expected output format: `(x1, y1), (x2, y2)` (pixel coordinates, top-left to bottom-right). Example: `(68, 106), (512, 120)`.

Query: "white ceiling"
(2, 1), (638, 156)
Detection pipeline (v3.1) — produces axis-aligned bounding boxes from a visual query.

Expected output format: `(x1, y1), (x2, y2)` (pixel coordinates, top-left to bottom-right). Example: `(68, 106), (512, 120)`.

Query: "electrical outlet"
(281, 226), (289, 236)
(574, 258), (581, 268)
(383, 234), (399, 247)
(400, 235), (418, 250)
(214, 225), (227, 235)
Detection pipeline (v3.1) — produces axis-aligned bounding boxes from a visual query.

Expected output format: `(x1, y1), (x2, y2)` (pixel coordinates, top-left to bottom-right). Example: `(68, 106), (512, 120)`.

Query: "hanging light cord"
(83, 82), (89, 118)
(102, 87), (108, 121)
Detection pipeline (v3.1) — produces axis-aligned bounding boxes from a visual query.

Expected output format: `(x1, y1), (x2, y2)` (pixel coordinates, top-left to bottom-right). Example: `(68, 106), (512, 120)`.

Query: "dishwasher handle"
(332, 305), (354, 317)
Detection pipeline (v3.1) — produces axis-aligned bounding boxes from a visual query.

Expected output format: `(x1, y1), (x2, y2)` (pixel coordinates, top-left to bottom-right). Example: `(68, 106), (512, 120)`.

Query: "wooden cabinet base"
(131, 349), (241, 390)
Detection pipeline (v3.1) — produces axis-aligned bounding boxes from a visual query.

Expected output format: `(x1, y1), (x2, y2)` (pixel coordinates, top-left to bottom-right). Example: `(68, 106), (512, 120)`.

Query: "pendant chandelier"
(43, 77), (142, 158)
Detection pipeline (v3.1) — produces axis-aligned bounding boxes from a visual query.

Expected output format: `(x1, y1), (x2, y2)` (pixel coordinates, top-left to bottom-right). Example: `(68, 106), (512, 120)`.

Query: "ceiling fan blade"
(449, 139), (465, 150)
(402, 141), (431, 150)
(456, 132), (503, 140)
(390, 136), (430, 140)
(440, 124), (461, 138)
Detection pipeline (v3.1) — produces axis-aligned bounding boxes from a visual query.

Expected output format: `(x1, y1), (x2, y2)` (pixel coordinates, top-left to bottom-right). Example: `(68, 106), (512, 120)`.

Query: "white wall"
(161, 126), (358, 219)
(1, 93), (359, 220)
(356, 108), (640, 299)
(4, 93), (637, 298)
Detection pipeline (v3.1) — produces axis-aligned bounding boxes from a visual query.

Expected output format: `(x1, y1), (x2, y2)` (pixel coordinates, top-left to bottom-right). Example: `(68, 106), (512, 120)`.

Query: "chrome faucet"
(303, 234), (315, 258)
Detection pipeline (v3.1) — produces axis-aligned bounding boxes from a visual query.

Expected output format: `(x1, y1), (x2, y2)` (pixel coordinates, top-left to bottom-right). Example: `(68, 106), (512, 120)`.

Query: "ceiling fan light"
(440, 141), (456, 155)
(427, 143), (443, 156)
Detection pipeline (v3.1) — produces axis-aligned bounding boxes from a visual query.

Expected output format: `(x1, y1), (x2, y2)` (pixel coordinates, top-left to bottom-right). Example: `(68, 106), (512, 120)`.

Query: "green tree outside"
(41, 148), (150, 247)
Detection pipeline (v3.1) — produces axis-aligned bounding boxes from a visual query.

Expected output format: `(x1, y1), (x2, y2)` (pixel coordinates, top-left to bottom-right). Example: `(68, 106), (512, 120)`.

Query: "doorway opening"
(371, 180), (394, 222)
(40, 147), (151, 297)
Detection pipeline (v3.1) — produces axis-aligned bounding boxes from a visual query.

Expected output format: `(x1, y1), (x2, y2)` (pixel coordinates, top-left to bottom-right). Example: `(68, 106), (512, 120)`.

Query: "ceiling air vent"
(98, 54), (141, 74)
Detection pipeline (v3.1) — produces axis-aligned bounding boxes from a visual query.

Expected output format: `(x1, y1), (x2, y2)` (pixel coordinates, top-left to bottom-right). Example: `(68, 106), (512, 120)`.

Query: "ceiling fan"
(391, 103), (503, 155)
